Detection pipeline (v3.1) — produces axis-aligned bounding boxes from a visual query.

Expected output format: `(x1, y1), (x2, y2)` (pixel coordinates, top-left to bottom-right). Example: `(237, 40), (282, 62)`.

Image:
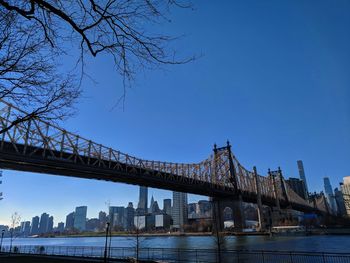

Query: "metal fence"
(1, 245), (350, 263)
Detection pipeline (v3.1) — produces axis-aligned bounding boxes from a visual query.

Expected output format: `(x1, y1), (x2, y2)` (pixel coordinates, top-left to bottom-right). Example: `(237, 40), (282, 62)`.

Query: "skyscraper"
(74, 206), (87, 231)
(47, 216), (54, 233)
(39, 213), (49, 234)
(126, 202), (135, 230)
(172, 191), (188, 230)
(57, 222), (65, 233)
(324, 177), (337, 214)
(99, 211), (107, 229)
(149, 196), (160, 214)
(188, 203), (197, 215)
(297, 160), (309, 198)
(20, 221), (31, 236)
(30, 216), (39, 235)
(138, 186), (148, 214)
(197, 200), (211, 217)
(334, 186), (347, 217)
(109, 206), (125, 229)
(341, 176), (350, 216)
(65, 212), (75, 231)
(149, 195), (155, 213)
(163, 199), (171, 215)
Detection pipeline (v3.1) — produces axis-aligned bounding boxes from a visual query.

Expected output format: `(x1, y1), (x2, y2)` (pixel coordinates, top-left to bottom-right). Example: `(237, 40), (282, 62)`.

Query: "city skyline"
(0, 0), (349, 226)
(1, 193), (212, 232)
(0, 161), (346, 225)
(2, 173), (348, 228)
(5, 177), (348, 237)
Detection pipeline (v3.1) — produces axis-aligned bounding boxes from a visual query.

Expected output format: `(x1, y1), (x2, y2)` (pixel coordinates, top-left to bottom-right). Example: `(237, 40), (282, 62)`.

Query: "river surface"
(2, 235), (350, 253)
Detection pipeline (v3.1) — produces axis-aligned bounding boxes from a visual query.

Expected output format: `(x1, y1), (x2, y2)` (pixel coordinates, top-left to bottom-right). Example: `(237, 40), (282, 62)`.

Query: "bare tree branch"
(0, 0), (193, 131)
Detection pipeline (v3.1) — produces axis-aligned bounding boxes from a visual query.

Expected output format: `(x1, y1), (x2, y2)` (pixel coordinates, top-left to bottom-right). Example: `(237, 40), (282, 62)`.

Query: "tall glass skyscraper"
(163, 199), (172, 215)
(125, 202), (135, 230)
(30, 216), (39, 235)
(138, 186), (148, 213)
(74, 206), (87, 231)
(297, 160), (309, 198)
(172, 191), (188, 230)
(38, 213), (49, 234)
(109, 206), (125, 229)
(47, 216), (54, 233)
(65, 212), (75, 230)
(324, 177), (337, 214)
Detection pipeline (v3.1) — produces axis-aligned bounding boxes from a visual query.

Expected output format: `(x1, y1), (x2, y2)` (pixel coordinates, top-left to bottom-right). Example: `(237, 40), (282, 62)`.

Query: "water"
(2, 235), (350, 253)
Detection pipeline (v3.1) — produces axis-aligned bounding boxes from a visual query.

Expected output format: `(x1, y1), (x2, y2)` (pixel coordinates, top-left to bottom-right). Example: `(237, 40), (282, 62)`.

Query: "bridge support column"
(269, 169), (281, 225)
(232, 195), (245, 231)
(270, 169), (281, 211)
(253, 166), (265, 231)
(211, 197), (245, 232)
(211, 197), (224, 233)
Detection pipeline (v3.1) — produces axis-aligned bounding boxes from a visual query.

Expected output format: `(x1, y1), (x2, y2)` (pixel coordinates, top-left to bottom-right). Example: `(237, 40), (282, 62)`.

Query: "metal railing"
(1, 245), (350, 262)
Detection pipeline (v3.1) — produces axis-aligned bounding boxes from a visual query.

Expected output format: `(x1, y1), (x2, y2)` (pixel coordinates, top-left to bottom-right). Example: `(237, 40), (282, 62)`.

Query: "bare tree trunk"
(103, 222), (110, 263)
(136, 227), (139, 262)
(212, 199), (223, 263)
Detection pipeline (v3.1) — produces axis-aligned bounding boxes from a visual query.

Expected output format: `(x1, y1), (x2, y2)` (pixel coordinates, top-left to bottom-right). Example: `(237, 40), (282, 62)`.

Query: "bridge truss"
(0, 99), (329, 214)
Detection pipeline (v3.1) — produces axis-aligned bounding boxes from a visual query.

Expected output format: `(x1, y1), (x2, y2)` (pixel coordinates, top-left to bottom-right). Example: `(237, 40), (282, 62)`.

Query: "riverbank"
(43, 232), (213, 238)
(33, 228), (350, 239)
(308, 228), (350, 235)
(37, 231), (271, 238)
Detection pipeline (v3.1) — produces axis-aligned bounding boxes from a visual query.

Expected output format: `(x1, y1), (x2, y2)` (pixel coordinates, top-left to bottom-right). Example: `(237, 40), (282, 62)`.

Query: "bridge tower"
(253, 166), (265, 231)
(211, 142), (245, 233)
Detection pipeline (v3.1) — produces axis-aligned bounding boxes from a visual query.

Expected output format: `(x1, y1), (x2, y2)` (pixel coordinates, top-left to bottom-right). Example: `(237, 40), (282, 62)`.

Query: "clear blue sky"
(1, 0), (349, 226)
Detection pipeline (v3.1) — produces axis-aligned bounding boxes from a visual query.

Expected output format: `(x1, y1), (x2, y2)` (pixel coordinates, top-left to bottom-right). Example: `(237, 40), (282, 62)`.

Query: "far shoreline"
(24, 228), (350, 239)
(30, 231), (269, 238)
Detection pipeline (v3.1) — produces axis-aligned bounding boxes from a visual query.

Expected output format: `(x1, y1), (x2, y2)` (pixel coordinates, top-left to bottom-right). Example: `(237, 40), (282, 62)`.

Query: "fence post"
(177, 248), (180, 262)
(196, 249), (198, 263)
(262, 251), (265, 263)
(290, 251), (293, 263)
(322, 252), (326, 263)
(236, 250), (240, 263)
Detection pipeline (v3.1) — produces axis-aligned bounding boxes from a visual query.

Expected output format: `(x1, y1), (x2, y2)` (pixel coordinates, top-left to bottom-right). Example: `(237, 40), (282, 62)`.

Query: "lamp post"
(104, 222), (110, 263)
(0, 229), (4, 252)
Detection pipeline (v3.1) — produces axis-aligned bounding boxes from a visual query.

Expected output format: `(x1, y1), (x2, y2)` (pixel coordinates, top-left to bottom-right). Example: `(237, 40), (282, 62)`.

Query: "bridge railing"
(1, 245), (350, 263)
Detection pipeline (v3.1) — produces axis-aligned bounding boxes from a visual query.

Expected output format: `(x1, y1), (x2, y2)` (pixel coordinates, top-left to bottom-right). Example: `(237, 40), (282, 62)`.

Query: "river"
(2, 235), (350, 253)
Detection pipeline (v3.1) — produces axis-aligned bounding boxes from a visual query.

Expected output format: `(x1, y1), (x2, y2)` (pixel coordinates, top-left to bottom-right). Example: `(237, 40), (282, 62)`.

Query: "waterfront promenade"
(2, 235), (350, 262)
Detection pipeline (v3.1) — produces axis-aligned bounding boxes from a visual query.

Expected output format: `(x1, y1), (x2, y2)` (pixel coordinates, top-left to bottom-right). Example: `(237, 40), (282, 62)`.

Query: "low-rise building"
(155, 214), (171, 230)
